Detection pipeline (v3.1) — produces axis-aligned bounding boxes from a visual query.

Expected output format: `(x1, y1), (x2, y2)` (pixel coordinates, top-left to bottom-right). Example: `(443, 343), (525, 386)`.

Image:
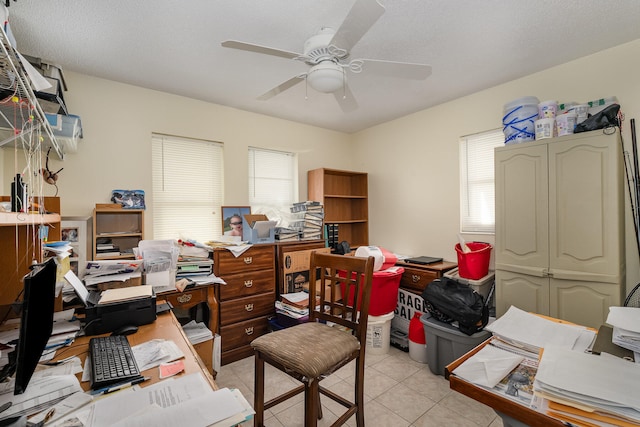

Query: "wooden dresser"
(214, 244), (276, 365)
(395, 260), (457, 294)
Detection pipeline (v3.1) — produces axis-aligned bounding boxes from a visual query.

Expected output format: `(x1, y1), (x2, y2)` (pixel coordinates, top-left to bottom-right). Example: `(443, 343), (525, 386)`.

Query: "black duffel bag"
(422, 277), (489, 336)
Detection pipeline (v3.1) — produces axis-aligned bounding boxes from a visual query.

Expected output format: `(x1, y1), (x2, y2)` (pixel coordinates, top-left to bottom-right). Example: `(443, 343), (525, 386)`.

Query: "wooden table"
(445, 338), (563, 427)
(52, 310), (217, 392)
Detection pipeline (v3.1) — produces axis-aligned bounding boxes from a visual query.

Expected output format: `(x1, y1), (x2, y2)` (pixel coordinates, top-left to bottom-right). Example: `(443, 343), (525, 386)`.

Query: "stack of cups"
(535, 100), (558, 140)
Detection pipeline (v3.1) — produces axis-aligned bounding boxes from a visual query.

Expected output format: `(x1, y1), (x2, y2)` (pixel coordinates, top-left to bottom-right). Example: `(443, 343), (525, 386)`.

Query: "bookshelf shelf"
(92, 205), (144, 260)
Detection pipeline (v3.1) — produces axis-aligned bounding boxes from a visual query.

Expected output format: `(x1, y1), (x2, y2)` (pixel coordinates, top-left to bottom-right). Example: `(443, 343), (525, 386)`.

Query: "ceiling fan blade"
(330, 0), (385, 52)
(359, 58), (432, 80)
(334, 85), (358, 113)
(221, 40), (301, 60)
(257, 75), (305, 100)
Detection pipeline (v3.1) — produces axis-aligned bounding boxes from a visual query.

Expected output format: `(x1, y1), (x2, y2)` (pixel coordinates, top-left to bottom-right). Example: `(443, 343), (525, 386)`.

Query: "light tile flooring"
(215, 346), (505, 427)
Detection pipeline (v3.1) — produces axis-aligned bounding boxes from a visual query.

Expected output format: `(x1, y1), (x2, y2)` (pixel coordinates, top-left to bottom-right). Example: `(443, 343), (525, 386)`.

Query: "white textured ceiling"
(6, 0), (640, 133)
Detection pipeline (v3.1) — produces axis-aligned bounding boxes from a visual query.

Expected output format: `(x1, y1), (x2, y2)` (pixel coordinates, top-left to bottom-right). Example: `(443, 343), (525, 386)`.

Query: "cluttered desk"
(445, 306), (640, 427)
(0, 258), (252, 427)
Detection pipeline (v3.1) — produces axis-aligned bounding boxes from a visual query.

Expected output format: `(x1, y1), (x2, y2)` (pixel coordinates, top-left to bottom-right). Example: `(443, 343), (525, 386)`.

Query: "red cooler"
(340, 266), (404, 316)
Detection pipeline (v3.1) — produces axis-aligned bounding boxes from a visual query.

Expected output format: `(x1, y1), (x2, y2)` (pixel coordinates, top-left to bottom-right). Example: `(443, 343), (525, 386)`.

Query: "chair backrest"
(308, 252), (375, 339)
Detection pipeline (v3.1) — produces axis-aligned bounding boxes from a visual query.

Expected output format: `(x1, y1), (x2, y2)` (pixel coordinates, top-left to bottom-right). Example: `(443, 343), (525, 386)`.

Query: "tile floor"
(215, 346), (505, 427)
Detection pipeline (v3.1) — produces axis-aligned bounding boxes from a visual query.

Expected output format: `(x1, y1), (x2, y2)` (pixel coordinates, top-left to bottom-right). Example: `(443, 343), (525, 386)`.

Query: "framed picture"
(222, 206), (251, 237)
(61, 226), (79, 243)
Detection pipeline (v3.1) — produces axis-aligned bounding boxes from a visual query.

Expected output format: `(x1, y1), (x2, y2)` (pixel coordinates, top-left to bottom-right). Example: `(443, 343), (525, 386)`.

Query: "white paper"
(535, 346), (640, 419)
(132, 339), (184, 371)
(90, 374), (242, 427)
(64, 270), (89, 306)
(485, 306), (589, 351)
(453, 345), (524, 388)
(606, 306), (640, 333)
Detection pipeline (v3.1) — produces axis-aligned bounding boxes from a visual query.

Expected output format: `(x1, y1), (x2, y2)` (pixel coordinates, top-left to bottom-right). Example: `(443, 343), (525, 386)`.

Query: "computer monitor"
(13, 258), (57, 395)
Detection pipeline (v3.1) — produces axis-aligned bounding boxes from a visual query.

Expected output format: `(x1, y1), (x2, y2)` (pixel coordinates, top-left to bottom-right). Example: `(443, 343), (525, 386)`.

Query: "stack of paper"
(81, 260), (144, 291)
(606, 306), (640, 353)
(485, 306), (596, 353)
(534, 346), (640, 425)
(47, 373), (253, 427)
(182, 320), (213, 345)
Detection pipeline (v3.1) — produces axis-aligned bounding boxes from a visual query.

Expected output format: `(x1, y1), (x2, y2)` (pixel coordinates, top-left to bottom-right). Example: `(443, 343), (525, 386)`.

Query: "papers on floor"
(534, 345), (640, 424)
(606, 306), (640, 353)
(485, 306), (596, 353)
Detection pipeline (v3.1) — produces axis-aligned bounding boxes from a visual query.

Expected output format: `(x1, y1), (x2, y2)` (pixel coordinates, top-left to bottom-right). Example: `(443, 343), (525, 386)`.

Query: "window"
(152, 134), (224, 242)
(459, 129), (504, 234)
(248, 147), (297, 207)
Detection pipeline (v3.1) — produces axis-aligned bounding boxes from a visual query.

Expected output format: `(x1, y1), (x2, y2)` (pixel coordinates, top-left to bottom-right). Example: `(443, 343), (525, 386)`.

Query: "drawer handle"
(245, 327), (254, 336)
(244, 280), (253, 288)
(411, 274), (421, 283)
(245, 304), (254, 312)
(243, 257), (253, 265)
(177, 294), (192, 304)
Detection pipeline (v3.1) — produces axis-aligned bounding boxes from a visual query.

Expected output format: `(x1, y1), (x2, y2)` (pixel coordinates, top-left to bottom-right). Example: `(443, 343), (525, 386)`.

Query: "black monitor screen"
(14, 258), (56, 395)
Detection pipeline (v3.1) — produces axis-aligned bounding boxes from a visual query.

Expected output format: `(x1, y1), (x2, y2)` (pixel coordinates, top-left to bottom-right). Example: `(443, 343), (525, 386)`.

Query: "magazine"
(491, 356), (539, 406)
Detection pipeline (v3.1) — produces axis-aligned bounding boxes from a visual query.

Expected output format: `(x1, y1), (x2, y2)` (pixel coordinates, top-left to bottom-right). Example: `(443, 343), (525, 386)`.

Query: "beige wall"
(3, 39), (640, 294)
(2, 73), (353, 237)
(354, 39), (640, 294)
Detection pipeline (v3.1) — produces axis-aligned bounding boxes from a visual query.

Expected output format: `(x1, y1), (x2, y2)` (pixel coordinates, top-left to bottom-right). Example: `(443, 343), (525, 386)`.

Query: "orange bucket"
(455, 242), (492, 280)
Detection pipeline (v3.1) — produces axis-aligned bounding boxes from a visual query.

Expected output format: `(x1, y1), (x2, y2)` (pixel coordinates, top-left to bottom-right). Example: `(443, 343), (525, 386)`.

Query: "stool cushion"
(251, 322), (360, 378)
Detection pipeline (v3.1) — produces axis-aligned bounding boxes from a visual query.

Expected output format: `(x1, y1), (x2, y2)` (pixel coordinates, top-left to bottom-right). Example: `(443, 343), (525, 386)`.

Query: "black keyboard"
(89, 335), (141, 390)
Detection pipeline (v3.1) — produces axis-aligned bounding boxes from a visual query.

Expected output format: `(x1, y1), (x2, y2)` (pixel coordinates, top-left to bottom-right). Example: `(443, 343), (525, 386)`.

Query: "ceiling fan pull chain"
(304, 78), (309, 100)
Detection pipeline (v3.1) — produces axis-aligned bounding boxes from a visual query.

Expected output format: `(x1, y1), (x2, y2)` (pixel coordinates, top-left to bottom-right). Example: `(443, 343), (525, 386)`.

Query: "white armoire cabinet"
(494, 128), (625, 329)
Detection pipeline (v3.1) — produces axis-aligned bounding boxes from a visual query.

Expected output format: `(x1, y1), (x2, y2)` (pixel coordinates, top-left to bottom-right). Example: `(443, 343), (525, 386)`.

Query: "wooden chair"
(251, 252), (375, 427)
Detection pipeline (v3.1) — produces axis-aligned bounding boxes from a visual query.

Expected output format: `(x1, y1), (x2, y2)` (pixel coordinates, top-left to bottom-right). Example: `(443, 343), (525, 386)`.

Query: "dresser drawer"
(400, 267), (439, 293)
(219, 292), (275, 326)
(214, 245), (274, 275)
(220, 315), (270, 352)
(163, 286), (209, 311)
(218, 269), (275, 301)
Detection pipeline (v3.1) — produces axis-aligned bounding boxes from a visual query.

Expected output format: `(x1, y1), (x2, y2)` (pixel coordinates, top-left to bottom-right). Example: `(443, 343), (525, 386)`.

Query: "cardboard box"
(242, 214), (276, 243)
(392, 288), (425, 335)
(282, 247), (331, 293)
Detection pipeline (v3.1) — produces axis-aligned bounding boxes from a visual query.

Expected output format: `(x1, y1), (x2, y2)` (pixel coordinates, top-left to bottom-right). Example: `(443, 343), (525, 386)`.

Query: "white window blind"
(459, 129), (504, 233)
(152, 134), (224, 242)
(248, 147), (297, 207)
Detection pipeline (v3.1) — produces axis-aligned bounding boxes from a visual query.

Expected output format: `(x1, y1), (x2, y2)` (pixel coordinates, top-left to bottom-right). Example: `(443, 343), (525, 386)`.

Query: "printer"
(64, 271), (157, 335)
(83, 293), (156, 336)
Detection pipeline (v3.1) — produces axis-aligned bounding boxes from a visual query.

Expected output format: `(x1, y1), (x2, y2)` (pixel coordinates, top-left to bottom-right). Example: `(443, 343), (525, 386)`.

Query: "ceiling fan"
(221, 0), (432, 112)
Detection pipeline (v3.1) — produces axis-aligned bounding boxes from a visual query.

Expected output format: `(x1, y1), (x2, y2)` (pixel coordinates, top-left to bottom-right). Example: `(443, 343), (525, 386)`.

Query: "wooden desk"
(53, 310), (216, 392)
(445, 339), (563, 427)
(158, 283), (219, 333)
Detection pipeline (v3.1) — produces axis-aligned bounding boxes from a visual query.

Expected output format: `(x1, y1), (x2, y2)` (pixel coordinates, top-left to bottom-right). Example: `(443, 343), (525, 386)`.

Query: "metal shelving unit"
(0, 26), (63, 159)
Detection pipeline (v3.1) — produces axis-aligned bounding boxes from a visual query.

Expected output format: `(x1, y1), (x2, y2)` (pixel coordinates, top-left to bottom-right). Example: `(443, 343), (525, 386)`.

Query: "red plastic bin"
(455, 242), (492, 280)
(340, 266), (404, 316)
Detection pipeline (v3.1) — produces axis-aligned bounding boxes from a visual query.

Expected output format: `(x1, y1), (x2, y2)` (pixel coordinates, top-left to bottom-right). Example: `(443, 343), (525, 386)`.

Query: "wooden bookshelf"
(307, 168), (368, 247)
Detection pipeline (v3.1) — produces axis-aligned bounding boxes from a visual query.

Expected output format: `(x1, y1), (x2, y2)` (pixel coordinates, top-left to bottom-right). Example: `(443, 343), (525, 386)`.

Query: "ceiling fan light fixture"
(307, 61), (344, 93)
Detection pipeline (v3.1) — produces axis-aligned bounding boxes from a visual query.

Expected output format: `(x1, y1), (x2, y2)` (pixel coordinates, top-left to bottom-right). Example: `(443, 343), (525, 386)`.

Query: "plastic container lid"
(503, 96), (540, 111)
